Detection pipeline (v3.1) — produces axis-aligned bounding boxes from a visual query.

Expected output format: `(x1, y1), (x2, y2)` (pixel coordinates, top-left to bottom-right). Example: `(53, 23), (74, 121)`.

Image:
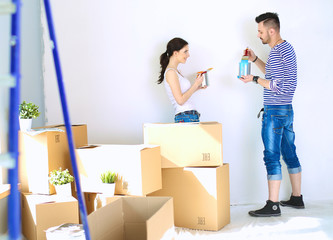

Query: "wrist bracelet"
(252, 56), (258, 63)
(253, 76), (259, 84)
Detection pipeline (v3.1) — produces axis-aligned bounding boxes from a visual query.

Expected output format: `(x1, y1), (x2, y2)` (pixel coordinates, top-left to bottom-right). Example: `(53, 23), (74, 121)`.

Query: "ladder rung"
(0, 2), (16, 15)
(0, 153), (15, 168)
(0, 75), (16, 88)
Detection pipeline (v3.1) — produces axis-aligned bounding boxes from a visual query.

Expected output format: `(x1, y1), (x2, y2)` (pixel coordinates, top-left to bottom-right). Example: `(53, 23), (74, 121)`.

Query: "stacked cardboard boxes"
(20, 121), (229, 238)
(19, 124), (88, 240)
(19, 123), (174, 239)
(144, 122), (230, 231)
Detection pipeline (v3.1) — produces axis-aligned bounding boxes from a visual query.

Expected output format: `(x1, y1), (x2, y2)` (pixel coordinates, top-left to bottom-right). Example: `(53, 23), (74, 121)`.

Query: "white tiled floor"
(174, 200), (333, 240)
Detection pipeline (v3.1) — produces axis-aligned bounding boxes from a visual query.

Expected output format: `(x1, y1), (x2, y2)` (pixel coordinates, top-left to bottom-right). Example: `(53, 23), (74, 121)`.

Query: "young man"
(240, 12), (304, 217)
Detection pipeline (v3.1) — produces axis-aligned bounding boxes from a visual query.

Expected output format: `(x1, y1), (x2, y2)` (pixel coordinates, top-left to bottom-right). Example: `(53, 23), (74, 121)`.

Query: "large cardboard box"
(21, 193), (79, 240)
(76, 144), (162, 196)
(148, 164), (230, 231)
(143, 122), (223, 168)
(19, 124), (88, 194)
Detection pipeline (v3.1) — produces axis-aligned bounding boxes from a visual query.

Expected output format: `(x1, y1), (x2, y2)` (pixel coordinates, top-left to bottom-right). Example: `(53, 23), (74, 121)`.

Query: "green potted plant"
(19, 100), (41, 131)
(49, 168), (74, 196)
(100, 171), (118, 195)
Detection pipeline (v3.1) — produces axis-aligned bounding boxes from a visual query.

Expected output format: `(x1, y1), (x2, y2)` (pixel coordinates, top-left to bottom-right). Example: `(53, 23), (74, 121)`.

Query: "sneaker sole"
(248, 211), (281, 217)
(279, 203), (305, 209)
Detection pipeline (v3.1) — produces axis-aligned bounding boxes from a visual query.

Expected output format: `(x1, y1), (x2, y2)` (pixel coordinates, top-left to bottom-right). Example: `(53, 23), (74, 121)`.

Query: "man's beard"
(260, 37), (270, 45)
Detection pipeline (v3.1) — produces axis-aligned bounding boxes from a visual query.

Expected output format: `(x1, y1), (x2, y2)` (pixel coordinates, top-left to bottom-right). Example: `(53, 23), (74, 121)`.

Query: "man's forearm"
(257, 77), (270, 89)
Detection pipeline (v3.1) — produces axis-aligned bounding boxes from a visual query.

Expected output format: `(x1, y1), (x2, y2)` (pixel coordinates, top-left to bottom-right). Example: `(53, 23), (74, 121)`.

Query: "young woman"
(158, 37), (206, 123)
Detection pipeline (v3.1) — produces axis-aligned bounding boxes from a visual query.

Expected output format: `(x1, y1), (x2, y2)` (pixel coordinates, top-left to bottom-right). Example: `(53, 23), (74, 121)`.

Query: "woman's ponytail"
(158, 51), (170, 84)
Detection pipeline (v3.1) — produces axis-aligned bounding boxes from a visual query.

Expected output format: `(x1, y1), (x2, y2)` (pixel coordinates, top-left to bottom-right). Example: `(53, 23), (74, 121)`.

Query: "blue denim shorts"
(174, 110), (200, 123)
(261, 105), (302, 180)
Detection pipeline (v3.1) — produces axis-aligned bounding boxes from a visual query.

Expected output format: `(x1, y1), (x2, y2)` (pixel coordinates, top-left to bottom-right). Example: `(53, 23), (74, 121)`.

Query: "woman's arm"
(166, 70), (203, 106)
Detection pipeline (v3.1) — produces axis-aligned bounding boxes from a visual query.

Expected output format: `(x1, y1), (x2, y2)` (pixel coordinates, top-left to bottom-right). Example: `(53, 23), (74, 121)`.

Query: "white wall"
(42, 0), (333, 204)
(21, 0), (44, 128)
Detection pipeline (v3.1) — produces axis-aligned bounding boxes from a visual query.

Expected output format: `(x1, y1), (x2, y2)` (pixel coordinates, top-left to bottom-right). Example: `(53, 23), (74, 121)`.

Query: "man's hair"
(255, 12), (280, 31)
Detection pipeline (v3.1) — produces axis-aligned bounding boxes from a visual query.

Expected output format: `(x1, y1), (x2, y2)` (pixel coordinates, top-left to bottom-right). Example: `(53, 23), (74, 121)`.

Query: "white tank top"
(164, 68), (195, 114)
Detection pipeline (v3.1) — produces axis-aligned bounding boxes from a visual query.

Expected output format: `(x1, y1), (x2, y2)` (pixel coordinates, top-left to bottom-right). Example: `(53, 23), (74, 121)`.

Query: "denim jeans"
(261, 105), (301, 180)
(174, 111), (200, 123)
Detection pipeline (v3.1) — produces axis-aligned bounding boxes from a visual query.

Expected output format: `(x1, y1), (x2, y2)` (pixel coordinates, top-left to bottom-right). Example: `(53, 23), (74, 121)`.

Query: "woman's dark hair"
(157, 37), (188, 84)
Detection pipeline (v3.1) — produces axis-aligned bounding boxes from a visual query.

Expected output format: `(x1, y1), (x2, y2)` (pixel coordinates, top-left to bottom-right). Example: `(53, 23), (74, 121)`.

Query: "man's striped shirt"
(264, 41), (297, 105)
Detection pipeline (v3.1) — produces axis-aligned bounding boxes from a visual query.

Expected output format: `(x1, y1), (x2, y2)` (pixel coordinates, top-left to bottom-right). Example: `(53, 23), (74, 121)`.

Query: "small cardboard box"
(148, 164), (230, 231)
(21, 193), (79, 240)
(19, 124), (88, 194)
(84, 192), (97, 215)
(76, 144), (162, 196)
(143, 122), (223, 168)
(88, 196), (174, 240)
(84, 192), (118, 215)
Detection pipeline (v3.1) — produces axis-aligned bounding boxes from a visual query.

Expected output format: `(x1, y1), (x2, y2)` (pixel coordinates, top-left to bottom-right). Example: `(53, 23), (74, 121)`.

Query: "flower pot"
(19, 118), (32, 131)
(55, 183), (72, 197)
(100, 183), (115, 196)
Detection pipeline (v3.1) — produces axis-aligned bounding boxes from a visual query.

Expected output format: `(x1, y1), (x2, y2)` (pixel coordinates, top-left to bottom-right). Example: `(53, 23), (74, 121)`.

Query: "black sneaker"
(280, 195), (305, 209)
(249, 200), (281, 217)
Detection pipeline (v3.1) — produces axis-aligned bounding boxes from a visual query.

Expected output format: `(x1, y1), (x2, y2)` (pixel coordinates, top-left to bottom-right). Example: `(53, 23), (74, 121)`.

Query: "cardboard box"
(21, 193), (79, 240)
(84, 192), (97, 215)
(143, 122), (223, 168)
(148, 164), (230, 231)
(88, 196), (174, 240)
(84, 192), (118, 215)
(41, 124), (88, 148)
(19, 124), (88, 194)
(76, 144), (162, 196)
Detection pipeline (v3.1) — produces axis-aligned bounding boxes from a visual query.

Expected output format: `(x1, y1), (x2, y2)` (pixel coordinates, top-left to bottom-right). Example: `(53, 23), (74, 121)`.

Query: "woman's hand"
(194, 74), (205, 90)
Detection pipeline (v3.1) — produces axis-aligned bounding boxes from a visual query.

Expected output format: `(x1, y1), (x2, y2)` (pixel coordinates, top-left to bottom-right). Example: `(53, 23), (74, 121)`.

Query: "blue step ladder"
(0, 1), (23, 239)
(0, 0), (91, 239)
